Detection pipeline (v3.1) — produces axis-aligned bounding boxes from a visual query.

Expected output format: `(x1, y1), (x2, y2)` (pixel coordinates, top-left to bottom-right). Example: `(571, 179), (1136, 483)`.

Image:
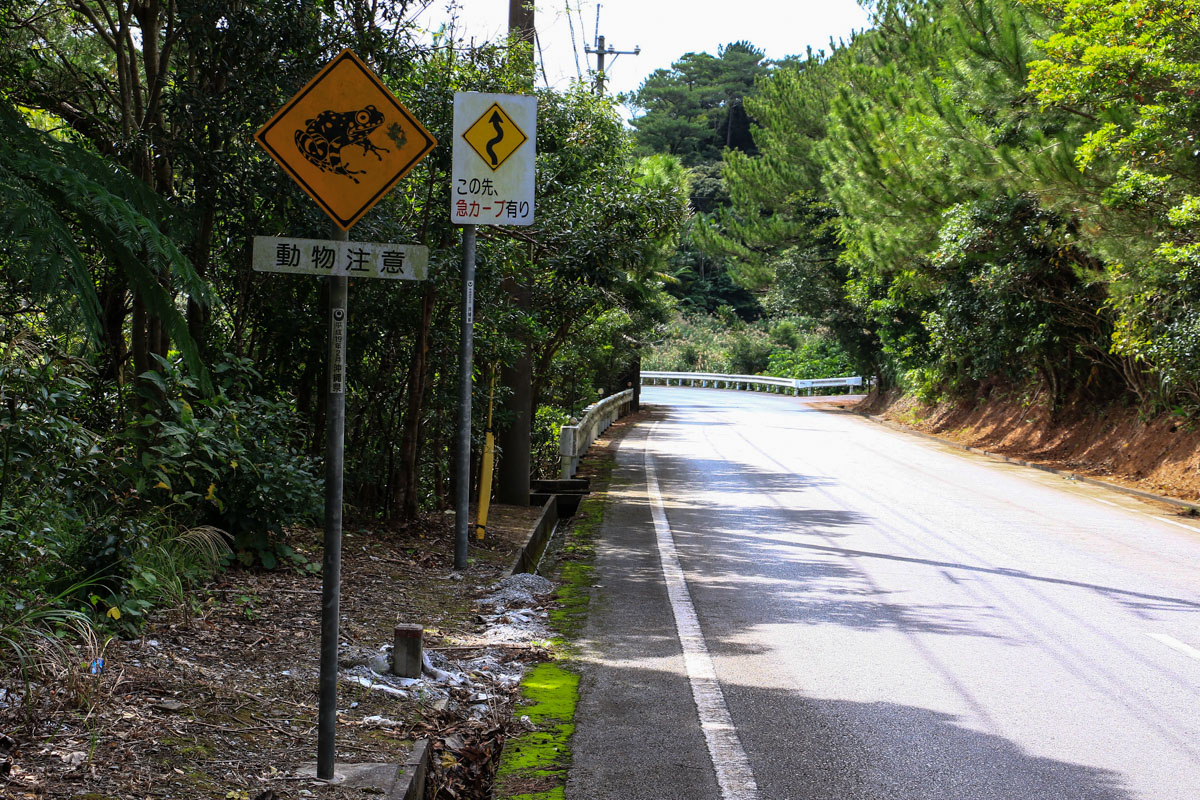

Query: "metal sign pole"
(254, 48), (436, 783)
(449, 91), (534, 571)
(317, 228), (349, 780)
(455, 224), (476, 570)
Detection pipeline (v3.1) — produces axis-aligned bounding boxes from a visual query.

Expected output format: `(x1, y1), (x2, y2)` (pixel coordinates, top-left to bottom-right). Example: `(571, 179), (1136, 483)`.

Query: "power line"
(535, 30), (551, 88)
(575, 3), (589, 60)
(565, 2), (582, 79)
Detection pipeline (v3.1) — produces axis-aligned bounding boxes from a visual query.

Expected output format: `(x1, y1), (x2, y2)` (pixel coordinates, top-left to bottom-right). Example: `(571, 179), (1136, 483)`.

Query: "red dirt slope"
(848, 388), (1200, 504)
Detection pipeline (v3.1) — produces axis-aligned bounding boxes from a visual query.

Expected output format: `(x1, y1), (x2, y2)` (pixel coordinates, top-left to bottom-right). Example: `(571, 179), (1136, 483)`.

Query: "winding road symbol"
(485, 110), (505, 167)
(462, 103), (528, 172)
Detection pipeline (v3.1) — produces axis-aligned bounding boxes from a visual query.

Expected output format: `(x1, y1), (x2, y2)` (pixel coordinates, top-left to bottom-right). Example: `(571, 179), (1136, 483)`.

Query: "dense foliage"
(660, 0), (1200, 413)
(629, 38), (860, 379)
(645, 314), (853, 379)
(0, 0), (687, 649)
(628, 41), (767, 165)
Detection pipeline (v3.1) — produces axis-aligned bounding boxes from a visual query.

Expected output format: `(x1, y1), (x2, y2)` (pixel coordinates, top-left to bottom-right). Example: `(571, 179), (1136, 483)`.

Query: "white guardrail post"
(559, 388), (635, 479)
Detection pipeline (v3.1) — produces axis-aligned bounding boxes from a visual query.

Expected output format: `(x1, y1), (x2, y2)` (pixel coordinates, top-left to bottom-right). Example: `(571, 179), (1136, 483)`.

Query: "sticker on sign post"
(330, 307), (346, 395)
(452, 92), (536, 226)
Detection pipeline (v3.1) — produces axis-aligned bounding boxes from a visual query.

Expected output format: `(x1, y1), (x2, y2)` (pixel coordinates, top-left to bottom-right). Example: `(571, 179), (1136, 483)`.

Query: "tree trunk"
(99, 279), (128, 385)
(132, 295), (150, 379)
(396, 283), (437, 520)
(497, 0), (537, 504)
(508, 0), (535, 43)
(187, 200), (217, 352)
(627, 354), (642, 412)
(497, 279), (531, 505)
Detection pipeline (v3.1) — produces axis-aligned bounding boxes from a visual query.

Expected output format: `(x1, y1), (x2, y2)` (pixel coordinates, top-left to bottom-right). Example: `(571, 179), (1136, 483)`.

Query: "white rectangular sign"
(253, 236), (429, 280)
(451, 92), (536, 226)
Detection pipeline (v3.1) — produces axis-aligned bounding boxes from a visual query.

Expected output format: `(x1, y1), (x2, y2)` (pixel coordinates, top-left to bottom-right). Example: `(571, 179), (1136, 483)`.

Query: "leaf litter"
(0, 508), (558, 800)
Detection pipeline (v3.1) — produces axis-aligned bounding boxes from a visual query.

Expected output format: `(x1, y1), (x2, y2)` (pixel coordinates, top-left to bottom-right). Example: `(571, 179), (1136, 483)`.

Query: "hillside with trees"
(640, 0), (1200, 420)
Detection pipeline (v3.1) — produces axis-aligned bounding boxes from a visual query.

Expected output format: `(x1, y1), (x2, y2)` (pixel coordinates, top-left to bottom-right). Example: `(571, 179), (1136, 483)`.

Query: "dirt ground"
(839, 387), (1200, 504)
(0, 506), (550, 800)
(0, 406), (649, 800)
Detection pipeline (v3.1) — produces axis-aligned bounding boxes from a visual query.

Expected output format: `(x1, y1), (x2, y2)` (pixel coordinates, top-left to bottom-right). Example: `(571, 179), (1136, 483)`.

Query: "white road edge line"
(645, 423), (758, 800)
(1147, 633), (1200, 662)
(1156, 516), (1198, 532)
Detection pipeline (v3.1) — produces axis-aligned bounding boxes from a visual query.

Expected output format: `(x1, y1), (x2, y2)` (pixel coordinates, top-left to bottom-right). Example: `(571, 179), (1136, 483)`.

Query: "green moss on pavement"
(495, 453), (618, 799)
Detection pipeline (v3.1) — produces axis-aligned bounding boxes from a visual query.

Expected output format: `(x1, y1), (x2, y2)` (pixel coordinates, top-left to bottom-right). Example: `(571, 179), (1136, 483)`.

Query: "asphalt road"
(566, 387), (1200, 800)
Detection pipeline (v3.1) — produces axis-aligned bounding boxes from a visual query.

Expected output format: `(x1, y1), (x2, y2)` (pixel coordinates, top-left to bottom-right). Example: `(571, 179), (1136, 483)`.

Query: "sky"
(412, 1), (873, 109)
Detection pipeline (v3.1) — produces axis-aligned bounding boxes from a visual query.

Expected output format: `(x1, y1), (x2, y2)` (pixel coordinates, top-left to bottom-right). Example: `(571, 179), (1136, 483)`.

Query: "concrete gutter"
(854, 410), (1200, 514)
(397, 739), (431, 800)
(509, 496), (560, 576)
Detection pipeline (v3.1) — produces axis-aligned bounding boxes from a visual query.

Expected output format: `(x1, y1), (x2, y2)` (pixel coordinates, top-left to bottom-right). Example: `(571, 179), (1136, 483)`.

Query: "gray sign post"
(252, 234), (429, 778)
(450, 92), (538, 571)
(319, 235), (348, 778)
(456, 225), (476, 570)
(253, 49), (436, 782)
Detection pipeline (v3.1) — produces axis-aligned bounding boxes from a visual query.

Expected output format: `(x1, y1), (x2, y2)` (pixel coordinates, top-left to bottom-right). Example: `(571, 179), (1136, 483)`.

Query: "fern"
(0, 101), (212, 392)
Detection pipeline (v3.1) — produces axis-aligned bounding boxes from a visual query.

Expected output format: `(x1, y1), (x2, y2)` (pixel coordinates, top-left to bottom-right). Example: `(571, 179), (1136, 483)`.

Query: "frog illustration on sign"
(294, 105), (389, 183)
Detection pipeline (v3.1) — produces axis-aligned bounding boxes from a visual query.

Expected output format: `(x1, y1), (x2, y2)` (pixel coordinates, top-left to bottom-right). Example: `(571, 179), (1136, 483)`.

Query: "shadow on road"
(571, 404), (1188, 800)
(572, 655), (1136, 800)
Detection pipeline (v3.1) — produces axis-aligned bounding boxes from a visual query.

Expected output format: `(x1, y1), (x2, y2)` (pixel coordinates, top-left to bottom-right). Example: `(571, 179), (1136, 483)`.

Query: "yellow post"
(475, 368), (497, 540)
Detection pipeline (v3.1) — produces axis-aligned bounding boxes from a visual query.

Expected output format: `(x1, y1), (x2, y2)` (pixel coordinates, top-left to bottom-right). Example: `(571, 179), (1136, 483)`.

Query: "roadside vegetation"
(644, 313), (854, 378)
(634, 0), (1200, 419)
(6, 0), (1200, 792)
(0, 0), (686, 740)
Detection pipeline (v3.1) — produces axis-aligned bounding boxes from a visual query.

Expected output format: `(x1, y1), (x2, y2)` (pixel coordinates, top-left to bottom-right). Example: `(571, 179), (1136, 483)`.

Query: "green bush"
(766, 334), (854, 379)
(921, 197), (1109, 405)
(0, 337), (322, 639)
(644, 314), (756, 373)
(532, 405), (571, 479)
(728, 331), (773, 374)
(93, 523), (230, 633)
(647, 312), (854, 379)
(0, 339), (105, 614)
(129, 355), (322, 569)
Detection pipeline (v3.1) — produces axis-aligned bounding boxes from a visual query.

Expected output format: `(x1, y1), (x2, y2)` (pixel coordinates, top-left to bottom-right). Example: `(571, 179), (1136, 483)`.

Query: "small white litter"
(362, 715), (404, 727)
(344, 673), (418, 697)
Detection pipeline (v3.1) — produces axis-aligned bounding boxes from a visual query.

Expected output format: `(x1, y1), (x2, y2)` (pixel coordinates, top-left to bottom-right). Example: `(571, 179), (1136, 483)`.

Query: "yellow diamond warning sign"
(462, 103), (528, 171)
(256, 49), (436, 230)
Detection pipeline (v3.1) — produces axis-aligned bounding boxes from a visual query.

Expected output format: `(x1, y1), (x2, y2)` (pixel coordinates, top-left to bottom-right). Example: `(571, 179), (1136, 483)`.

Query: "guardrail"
(559, 388), (635, 479)
(641, 371), (864, 395)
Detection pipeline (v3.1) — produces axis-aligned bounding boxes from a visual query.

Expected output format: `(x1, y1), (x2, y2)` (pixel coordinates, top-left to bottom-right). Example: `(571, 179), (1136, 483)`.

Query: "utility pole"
(585, 33), (639, 93)
(509, 0), (534, 44)
(495, 0), (536, 508)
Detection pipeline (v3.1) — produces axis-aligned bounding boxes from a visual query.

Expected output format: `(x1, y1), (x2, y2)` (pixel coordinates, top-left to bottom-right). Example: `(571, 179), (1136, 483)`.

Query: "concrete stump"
(393, 624), (423, 678)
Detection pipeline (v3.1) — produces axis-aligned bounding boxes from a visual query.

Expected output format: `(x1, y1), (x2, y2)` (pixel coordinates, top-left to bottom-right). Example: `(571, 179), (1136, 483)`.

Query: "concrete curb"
(296, 738), (429, 797)
(397, 738), (431, 800)
(848, 409), (1200, 514)
(509, 496), (559, 576)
